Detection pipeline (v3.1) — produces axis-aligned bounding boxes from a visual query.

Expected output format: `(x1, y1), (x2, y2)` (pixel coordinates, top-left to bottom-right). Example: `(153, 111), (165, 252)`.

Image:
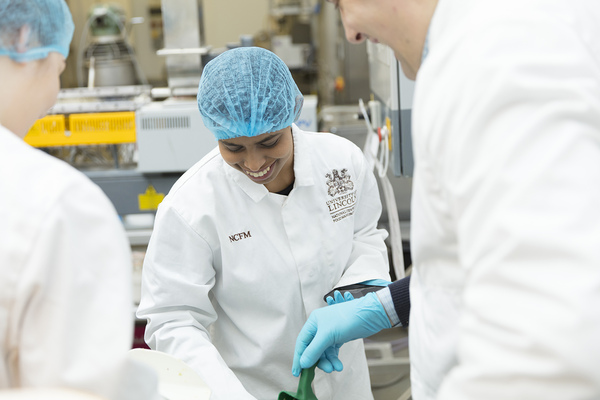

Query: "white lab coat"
(409, 0), (600, 399)
(0, 125), (160, 400)
(137, 125), (390, 400)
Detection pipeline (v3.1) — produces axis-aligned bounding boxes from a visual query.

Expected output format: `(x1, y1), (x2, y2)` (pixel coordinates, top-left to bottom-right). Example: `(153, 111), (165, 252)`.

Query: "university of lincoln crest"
(325, 168), (354, 197)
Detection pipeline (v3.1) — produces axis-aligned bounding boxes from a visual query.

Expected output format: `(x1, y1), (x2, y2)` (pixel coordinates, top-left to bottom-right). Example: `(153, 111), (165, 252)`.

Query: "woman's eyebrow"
(256, 133), (282, 144)
(220, 140), (241, 146)
(221, 133), (281, 147)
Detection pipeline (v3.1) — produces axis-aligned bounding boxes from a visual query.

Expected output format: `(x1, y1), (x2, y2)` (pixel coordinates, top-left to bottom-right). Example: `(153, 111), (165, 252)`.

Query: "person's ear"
(15, 25), (32, 54)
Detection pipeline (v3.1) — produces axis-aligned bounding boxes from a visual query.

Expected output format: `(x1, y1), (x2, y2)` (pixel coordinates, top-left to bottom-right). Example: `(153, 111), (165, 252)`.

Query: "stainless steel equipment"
(131, 0), (216, 174)
(77, 4), (147, 88)
(158, 0), (209, 94)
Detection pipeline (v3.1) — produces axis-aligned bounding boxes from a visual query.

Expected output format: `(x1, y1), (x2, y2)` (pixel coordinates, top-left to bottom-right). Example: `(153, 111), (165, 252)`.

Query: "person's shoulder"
(3, 131), (101, 201)
(159, 146), (231, 217)
(296, 128), (363, 156)
(294, 126), (368, 180)
(432, 0), (596, 55)
(167, 146), (224, 196)
(0, 130), (119, 234)
(35, 152), (114, 217)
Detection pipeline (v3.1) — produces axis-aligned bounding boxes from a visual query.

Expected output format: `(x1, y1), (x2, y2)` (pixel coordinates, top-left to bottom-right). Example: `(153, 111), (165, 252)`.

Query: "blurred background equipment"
(157, 0), (208, 95)
(77, 3), (148, 87)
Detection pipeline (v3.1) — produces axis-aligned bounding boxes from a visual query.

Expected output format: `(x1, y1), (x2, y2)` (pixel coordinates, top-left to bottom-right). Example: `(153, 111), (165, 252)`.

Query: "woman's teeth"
(246, 165), (271, 178)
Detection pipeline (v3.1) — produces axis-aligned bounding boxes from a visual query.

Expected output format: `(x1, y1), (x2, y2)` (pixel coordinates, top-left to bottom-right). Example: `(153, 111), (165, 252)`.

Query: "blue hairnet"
(0, 0), (74, 62)
(197, 47), (304, 140)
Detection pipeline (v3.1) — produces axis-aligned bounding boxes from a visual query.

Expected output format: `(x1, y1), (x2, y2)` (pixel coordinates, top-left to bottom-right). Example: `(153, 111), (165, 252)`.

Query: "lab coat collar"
(224, 163), (269, 203)
(223, 124), (315, 203)
(291, 123), (315, 187)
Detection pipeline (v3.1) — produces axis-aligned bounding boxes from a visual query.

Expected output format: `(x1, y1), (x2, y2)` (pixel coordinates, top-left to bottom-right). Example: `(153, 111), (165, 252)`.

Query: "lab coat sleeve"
(137, 204), (256, 400)
(433, 11), (600, 399)
(14, 180), (160, 400)
(336, 156), (391, 287)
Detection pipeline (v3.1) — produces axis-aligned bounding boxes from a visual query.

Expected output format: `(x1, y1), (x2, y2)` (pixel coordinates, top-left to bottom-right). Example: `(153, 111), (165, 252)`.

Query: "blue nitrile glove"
(326, 290), (354, 305)
(314, 343), (343, 374)
(292, 292), (391, 376)
(320, 286), (391, 372)
(318, 290), (353, 374)
(360, 279), (392, 287)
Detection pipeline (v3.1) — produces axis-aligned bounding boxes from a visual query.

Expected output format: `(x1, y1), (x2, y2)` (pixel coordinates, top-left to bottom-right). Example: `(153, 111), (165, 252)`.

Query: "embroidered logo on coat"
(325, 169), (357, 223)
(229, 231), (251, 242)
(325, 168), (354, 197)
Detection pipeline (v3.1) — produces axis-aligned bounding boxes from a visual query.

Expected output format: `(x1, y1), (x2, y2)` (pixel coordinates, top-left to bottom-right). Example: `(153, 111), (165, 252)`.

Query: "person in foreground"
(293, 0), (600, 399)
(136, 47), (391, 400)
(0, 1), (160, 399)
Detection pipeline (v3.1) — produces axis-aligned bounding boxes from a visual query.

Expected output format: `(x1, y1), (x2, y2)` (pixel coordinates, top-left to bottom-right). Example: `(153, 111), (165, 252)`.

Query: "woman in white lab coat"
(0, 1), (160, 399)
(137, 47), (391, 400)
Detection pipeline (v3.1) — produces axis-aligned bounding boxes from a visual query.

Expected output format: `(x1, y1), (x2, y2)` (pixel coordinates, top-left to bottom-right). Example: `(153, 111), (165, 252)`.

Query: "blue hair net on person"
(0, 0), (74, 62)
(197, 47), (304, 140)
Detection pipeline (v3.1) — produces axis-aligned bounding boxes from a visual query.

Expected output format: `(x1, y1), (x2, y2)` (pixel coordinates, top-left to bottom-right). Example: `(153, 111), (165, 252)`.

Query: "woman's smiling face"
(218, 126), (295, 193)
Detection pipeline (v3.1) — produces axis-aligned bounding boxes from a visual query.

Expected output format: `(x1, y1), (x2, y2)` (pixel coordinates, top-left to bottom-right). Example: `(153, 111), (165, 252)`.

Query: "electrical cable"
(358, 99), (405, 279)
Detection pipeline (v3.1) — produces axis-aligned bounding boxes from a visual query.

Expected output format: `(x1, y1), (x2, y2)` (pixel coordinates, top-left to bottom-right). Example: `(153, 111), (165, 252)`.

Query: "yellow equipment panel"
(69, 112), (136, 145)
(24, 115), (66, 147)
(24, 112), (136, 147)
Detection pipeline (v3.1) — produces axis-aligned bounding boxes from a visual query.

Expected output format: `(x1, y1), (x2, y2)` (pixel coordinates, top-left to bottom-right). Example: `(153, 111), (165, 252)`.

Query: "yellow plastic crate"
(24, 112), (137, 147)
(68, 112), (136, 145)
(24, 115), (67, 147)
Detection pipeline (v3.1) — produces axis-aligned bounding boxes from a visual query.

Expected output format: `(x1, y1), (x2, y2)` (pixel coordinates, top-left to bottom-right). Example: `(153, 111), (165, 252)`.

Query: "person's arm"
(137, 203), (256, 400)
(291, 290), (392, 376)
(15, 180), (160, 400)
(427, 8), (600, 399)
(336, 158), (390, 284)
(292, 275), (413, 376)
(376, 275), (411, 328)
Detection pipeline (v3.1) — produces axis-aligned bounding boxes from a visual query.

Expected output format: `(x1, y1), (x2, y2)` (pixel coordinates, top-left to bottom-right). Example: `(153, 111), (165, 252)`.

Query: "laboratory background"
(27, 1), (414, 398)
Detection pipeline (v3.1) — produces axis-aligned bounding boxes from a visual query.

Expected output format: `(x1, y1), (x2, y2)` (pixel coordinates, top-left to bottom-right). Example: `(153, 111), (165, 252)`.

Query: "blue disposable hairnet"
(197, 47), (304, 140)
(0, 0), (74, 62)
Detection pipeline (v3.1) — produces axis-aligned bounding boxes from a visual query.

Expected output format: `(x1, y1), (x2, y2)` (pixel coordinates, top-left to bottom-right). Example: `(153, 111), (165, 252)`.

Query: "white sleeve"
(15, 180), (161, 400)
(137, 204), (256, 400)
(436, 11), (600, 399)
(337, 155), (391, 287)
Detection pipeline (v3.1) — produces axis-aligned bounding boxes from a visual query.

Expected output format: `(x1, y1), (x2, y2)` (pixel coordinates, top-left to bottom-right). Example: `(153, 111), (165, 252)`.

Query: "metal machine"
(367, 42), (415, 178)
(157, 0), (209, 93)
(24, 0), (317, 218)
(77, 4), (147, 88)
(24, 0), (216, 218)
(134, 0), (215, 174)
(136, 99), (216, 173)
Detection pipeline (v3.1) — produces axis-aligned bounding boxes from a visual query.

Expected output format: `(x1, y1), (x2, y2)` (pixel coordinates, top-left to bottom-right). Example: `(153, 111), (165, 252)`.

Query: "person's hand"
(313, 291), (354, 374)
(313, 343), (343, 374)
(292, 292), (391, 376)
(325, 290), (354, 305)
